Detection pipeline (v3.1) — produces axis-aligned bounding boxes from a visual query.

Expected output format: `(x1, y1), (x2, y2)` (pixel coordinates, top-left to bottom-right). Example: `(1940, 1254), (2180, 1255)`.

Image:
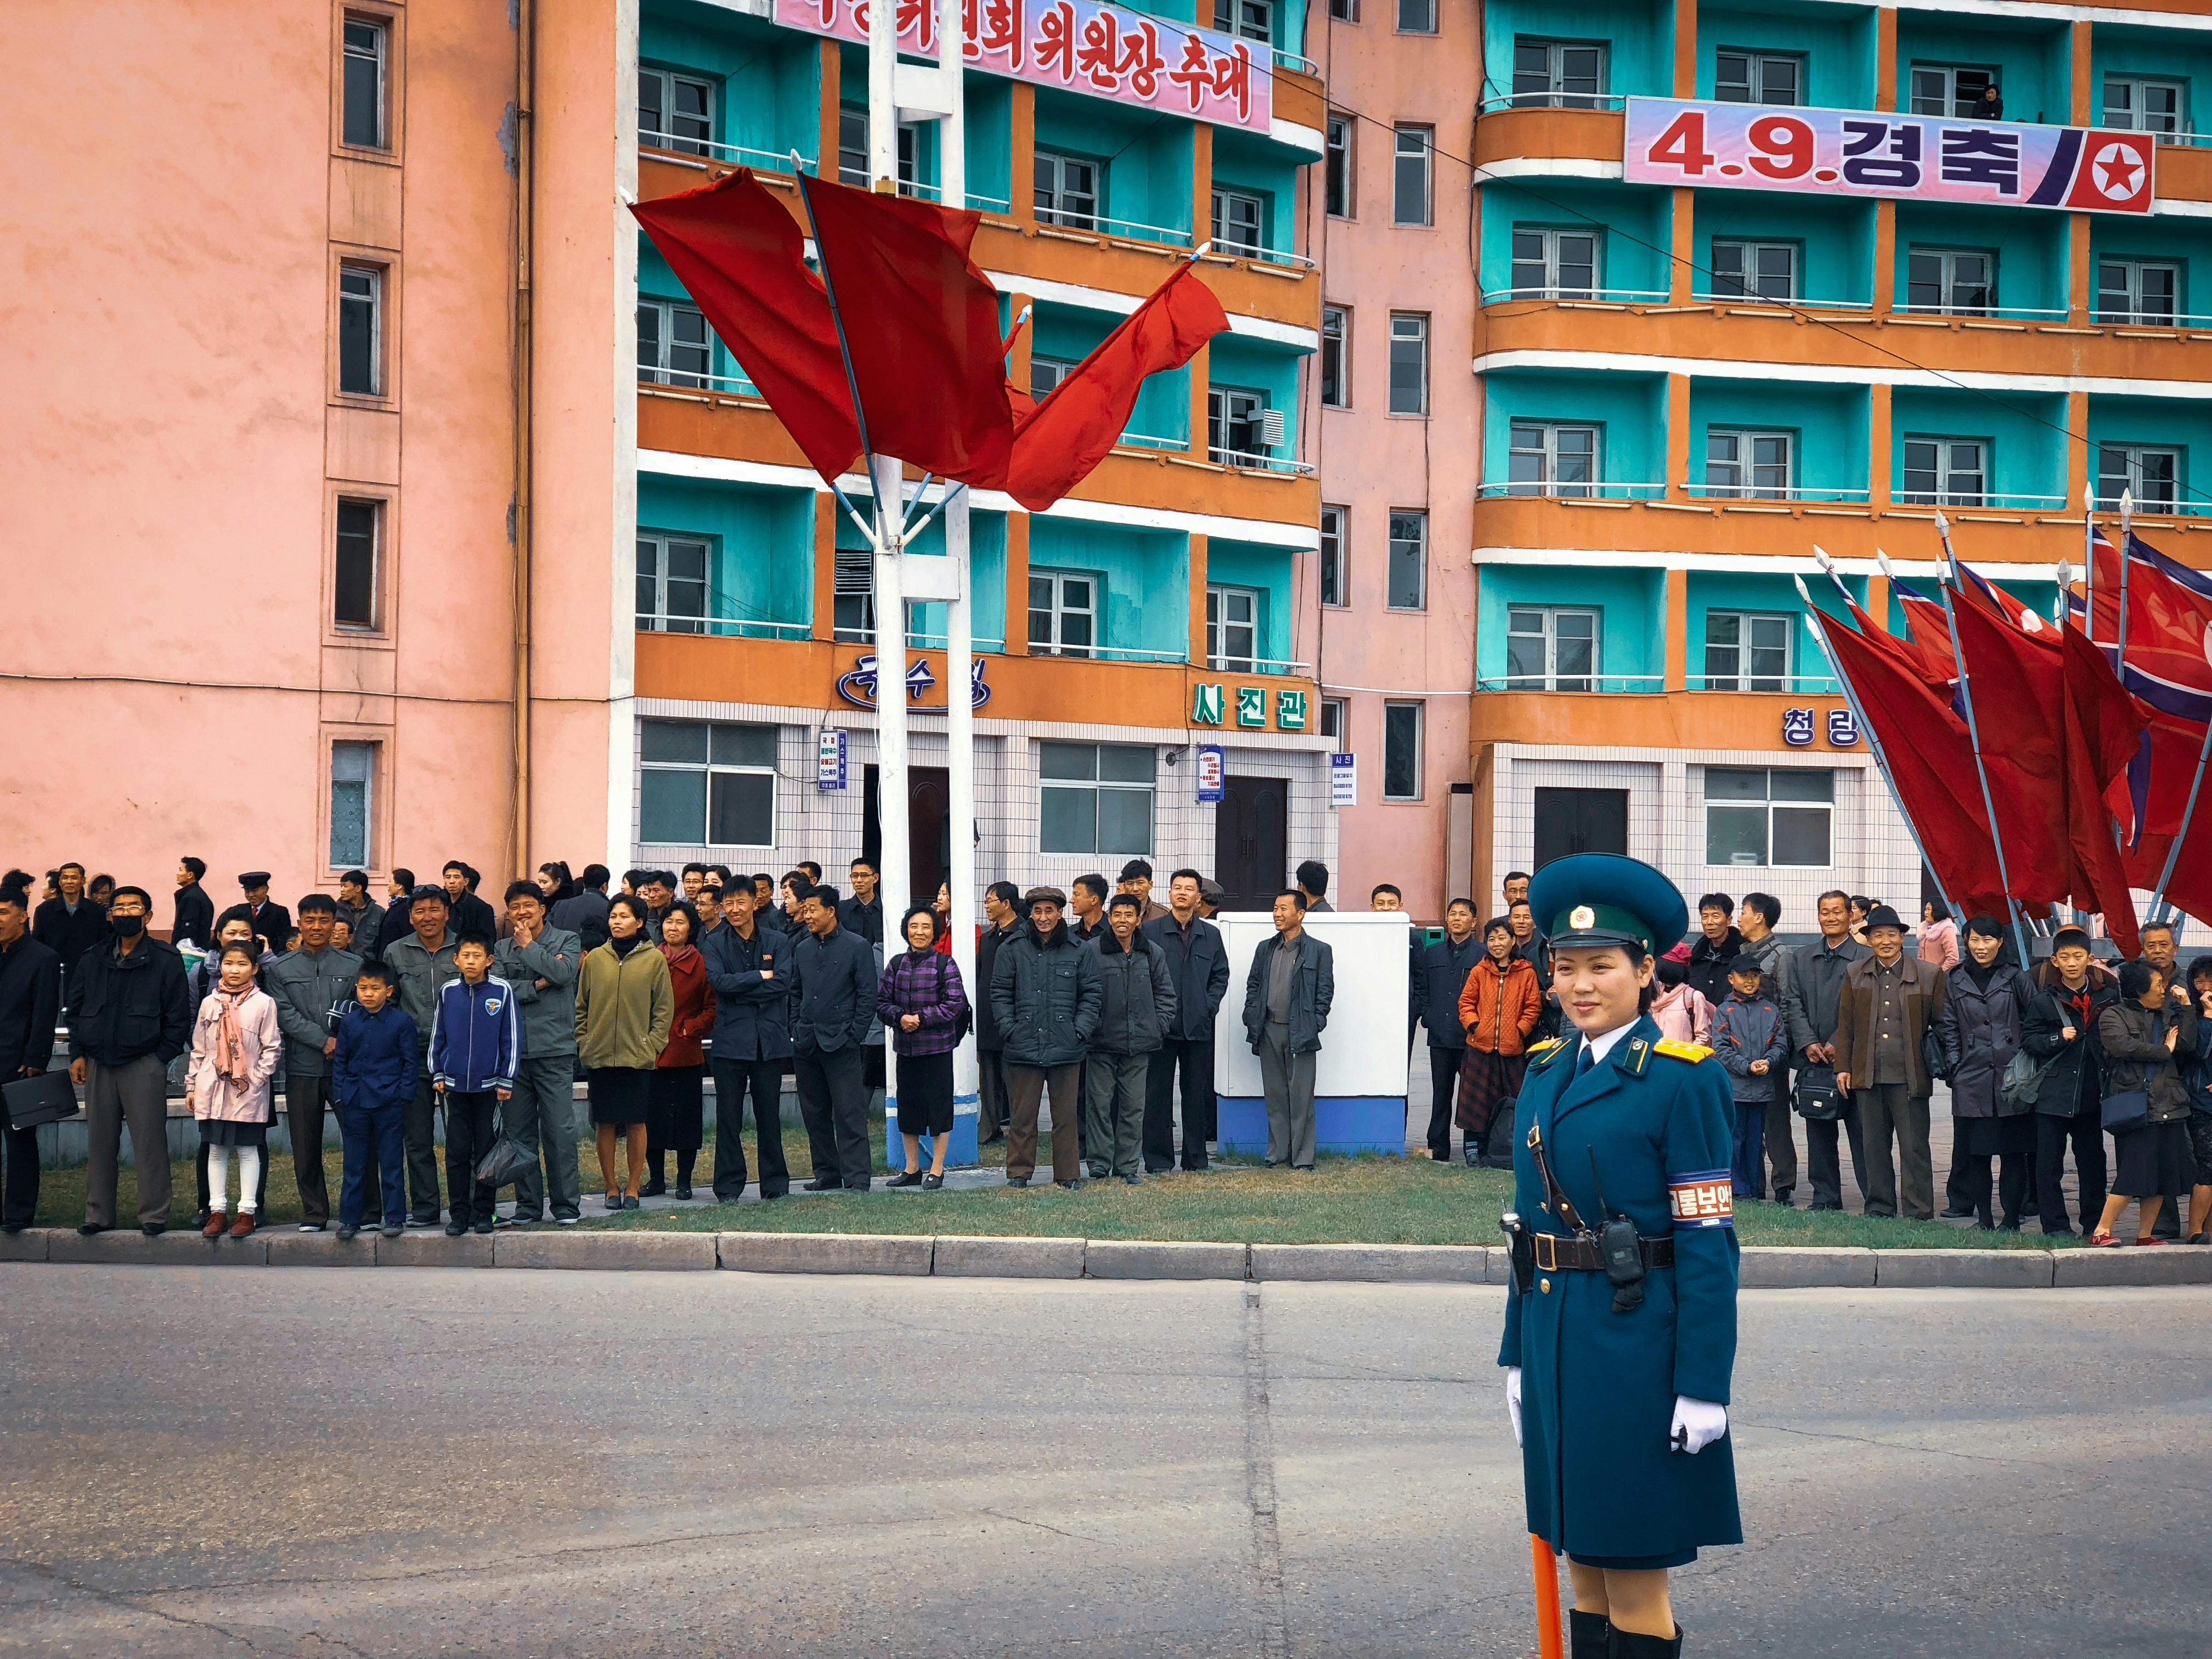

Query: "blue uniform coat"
(1499, 1013), (1743, 1566)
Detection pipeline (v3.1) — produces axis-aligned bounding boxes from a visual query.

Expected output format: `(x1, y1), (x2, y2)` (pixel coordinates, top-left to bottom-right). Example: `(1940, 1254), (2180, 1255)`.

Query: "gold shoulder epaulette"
(1652, 1037), (1713, 1063)
(1527, 1037), (1567, 1058)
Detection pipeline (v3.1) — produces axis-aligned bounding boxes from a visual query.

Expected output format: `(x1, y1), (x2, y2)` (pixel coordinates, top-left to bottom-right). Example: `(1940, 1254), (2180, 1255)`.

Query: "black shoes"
(1057, 1178), (1082, 1190)
(1121, 1173), (1141, 1186)
(1939, 1206), (1974, 1220)
(803, 1175), (842, 1192)
(620, 1195), (641, 1210)
(1568, 1609), (1610, 1659)
(76, 1224), (106, 1237)
(445, 1223), (465, 1237)
(336, 1224), (359, 1242)
(381, 1220), (405, 1239)
(142, 1223), (166, 1237)
(921, 1173), (944, 1190)
(1007, 1176), (1030, 1188)
(674, 1186), (693, 1201)
(472, 1221), (495, 1235)
(885, 1170), (924, 1188)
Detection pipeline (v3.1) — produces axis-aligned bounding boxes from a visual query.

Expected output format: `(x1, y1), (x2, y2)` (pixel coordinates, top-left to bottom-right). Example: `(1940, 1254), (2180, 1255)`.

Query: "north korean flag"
(2065, 132), (2154, 213)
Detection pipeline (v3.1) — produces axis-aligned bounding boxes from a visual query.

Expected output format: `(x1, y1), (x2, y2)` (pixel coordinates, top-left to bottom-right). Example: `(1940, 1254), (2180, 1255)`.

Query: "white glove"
(1669, 1396), (1728, 1454)
(1506, 1368), (1523, 1447)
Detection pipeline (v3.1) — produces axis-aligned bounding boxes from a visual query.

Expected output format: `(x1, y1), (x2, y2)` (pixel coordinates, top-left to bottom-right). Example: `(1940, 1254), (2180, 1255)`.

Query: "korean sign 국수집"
(776, 0), (1272, 136)
(1624, 98), (2153, 216)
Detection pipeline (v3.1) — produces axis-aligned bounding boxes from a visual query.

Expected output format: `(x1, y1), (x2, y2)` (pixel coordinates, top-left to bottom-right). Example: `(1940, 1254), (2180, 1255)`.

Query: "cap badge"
(1570, 905), (1595, 929)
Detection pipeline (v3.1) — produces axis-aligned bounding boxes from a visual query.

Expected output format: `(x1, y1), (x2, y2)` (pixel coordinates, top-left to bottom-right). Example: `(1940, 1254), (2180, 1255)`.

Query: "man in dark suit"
(441, 862), (499, 942)
(171, 856), (215, 948)
(31, 861), (108, 996)
(237, 872), (292, 957)
(0, 890), (61, 1233)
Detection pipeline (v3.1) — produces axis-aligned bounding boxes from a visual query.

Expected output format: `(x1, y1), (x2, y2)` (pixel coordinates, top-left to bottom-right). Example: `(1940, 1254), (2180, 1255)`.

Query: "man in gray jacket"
(1781, 888), (1870, 1211)
(1086, 895), (1177, 1184)
(991, 888), (1103, 1189)
(384, 887), (460, 1226)
(1737, 893), (1796, 1205)
(264, 895), (362, 1232)
(494, 881), (584, 1224)
(1241, 890), (1335, 1171)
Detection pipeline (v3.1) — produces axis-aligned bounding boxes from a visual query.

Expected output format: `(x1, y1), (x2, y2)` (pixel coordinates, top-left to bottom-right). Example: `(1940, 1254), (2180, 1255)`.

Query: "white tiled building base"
(631, 698), (1339, 907)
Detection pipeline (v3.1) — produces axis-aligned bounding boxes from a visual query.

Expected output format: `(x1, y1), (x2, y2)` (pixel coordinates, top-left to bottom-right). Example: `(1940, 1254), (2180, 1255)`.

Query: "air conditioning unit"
(1259, 408), (1288, 449)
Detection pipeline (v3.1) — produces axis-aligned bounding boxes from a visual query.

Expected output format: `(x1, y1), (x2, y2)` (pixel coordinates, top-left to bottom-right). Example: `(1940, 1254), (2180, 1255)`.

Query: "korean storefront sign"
(1783, 707), (1859, 748)
(775, 0), (1272, 137)
(1624, 98), (2153, 216)
(1195, 743), (1225, 802)
(817, 728), (848, 791)
(836, 653), (992, 709)
(1190, 681), (1308, 733)
(1329, 752), (1356, 807)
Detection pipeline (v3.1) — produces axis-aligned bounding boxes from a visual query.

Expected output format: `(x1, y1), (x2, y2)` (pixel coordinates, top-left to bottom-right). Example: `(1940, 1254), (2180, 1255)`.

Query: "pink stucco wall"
(2, 1), (526, 921)
(1296, 7), (1480, 922)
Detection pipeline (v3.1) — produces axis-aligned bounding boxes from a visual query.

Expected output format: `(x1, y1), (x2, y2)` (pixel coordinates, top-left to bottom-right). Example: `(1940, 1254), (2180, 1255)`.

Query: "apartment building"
(9, 0), (1331, 912)
(1314, 0), (2212, 922)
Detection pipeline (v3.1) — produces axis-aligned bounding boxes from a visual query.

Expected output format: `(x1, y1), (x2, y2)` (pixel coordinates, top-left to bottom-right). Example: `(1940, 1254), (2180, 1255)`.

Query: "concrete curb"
(5, 1228), (2208, 1287)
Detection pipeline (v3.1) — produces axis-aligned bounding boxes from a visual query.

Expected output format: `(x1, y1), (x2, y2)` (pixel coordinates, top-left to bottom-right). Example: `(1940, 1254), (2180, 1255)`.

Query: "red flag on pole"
(1002, 262), (1230, 511)
(800, 174), (1014, 487)
(1819, 612), (2010, 916)
(629, 170), (866, 483)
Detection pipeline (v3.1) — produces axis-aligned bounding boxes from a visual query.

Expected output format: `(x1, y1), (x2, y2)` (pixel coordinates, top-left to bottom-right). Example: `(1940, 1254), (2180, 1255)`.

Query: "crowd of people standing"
(4, 855), (2205, 1249)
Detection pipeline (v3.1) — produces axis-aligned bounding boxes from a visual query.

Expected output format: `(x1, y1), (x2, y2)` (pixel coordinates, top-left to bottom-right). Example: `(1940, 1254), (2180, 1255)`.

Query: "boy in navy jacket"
(1712, 953), (1790, 1198)
(332, 960), (420, 1240)
(428, 933), (521, 1235)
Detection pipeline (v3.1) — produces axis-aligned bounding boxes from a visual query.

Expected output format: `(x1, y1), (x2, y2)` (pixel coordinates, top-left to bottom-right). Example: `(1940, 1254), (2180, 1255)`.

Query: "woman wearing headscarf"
(645, 899), (715, 1199)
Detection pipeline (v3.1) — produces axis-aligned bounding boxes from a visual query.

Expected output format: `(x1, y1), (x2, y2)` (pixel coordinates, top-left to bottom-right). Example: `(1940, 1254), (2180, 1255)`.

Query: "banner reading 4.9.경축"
(1623, 97), (2154, 216)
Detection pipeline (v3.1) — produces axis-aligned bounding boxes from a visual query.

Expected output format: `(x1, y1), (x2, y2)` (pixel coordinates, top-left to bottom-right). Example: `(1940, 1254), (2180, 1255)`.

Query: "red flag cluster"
(629, 169), (1228, 511)
(1821, 567), (2143, 955)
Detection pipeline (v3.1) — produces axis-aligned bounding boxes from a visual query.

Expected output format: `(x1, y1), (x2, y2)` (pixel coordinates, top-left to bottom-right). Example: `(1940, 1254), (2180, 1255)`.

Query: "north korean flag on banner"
(2064, 133), (2155, 214)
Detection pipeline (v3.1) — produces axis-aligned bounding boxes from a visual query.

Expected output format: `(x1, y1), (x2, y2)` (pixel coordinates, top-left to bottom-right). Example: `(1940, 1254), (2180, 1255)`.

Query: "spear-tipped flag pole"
(1933, 511), (2034, 967)
(1799, 565), (1959, 923)
(2119, 486), (2135, 669)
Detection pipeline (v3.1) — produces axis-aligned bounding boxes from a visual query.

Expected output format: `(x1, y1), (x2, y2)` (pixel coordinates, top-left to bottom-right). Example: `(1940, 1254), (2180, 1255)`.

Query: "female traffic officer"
(1500, 854), (1741, 1659)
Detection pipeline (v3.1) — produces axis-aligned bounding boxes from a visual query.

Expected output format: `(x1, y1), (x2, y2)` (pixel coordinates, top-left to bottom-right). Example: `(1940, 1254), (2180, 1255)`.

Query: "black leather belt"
(1533, 1232), (1675, 1272)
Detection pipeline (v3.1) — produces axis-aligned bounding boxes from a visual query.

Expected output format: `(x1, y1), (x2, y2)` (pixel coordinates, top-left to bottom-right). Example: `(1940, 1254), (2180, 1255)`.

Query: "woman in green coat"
(1501, 855), (1741, 1659)
(575, 894), (673, 1210)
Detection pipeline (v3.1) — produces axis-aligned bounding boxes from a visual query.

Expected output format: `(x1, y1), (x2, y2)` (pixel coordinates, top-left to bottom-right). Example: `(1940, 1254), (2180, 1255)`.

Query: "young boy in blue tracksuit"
(428, 932), (521, 1236)
(1712, 952), (1790, 1198)
(332, 960), (420, 1240)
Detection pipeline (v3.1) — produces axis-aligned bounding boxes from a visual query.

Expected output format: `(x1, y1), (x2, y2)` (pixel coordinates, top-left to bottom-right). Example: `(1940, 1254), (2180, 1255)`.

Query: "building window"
(1208, 387), (1274, 464)
(1392, 125), (1432, 226)
(1703, 612), (1792, 692)
(640, 719), (778, 848)
(1030, 354), (1075, 401)
(1397, 0), (1435, 34)
(1900, 438), (1987, 507)
(2104, 76), (2184, 137)
(1383, 701), (1423, 799)
(1028, 570), (1097, 657)
(1909, 65), (1996, 119)
(342, 18), (388, 149)
(637, 298), (715, 388)
(1325, 115), (1353, 217)
(1040, 741), (1155, 855)
(1214, 0), (1272, 44)
(1212, 188), (1265, 256)
(1509, 227), (1599, 298)
(839, 108), (921, 190)
(330, 742), (376, 868)
(1329, 0), (1358, 18)
(1512, 39), (1606, 109)
(1319, 505), (1348, 606)
(1706, 767), (1832, 867)
(1506, 606), (1600, 691)
(1508, 423), (1599, 497)
(1207, 586), (1260, 670)
(1320, 306), (1348, 408)
(338, 264), (382, 396)
(1906, 249), (1994, 315)
(639, 67), (714, 156)
(1706, 430), (1793, 499)
(2100, 444), (2181, 511)
(1035, 151), (1100, 228)
(1714, 52), (1802, 106)
(637, 534), (712, 633)
(2098, 259), (2179, 325)
(1321, 697), (1349, 748)
(1387, 509), (1426, 610)
(1711, 240), (1797, 301)
(334, 499), (380, 631)
(1387, 313), (1428, 415)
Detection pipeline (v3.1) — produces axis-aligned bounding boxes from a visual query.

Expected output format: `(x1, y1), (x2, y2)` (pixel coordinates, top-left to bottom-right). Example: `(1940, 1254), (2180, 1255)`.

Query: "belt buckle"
(1534, 1233), (1559, 1272)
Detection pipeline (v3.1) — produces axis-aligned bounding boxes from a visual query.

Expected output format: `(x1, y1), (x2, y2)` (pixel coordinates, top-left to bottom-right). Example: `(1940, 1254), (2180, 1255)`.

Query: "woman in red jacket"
(1456, 916), (1544, 1163)
(645, 900), (716, 1199)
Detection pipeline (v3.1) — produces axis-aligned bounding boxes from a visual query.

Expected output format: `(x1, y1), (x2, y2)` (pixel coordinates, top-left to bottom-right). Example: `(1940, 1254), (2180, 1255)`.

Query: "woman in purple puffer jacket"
(876, 905), (970, 1189)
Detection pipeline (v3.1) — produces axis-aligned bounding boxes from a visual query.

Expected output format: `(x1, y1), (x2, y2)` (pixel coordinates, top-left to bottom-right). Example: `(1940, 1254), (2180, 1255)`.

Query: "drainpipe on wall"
(509, 0), (538, 876)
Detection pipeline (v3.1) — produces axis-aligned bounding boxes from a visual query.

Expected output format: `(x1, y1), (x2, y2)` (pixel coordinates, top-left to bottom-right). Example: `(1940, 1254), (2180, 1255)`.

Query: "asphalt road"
(1, 1269), (2205, 1658)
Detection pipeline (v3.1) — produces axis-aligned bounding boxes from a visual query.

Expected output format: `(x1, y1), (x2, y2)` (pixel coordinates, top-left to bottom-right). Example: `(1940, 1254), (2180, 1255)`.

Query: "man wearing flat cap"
(990, 885), (1101, 1188)
(1830, 904), (1946, 1221)
(238, 873), (292, 961)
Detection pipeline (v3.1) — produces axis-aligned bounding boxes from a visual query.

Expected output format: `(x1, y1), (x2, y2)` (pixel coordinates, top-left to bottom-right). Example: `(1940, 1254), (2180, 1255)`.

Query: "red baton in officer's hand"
(1532, 1534), (1564, 1659)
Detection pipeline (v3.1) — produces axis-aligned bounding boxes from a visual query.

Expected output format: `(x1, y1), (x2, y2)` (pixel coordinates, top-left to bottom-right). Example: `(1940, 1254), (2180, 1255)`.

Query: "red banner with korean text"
(776, 0), (1272, 136)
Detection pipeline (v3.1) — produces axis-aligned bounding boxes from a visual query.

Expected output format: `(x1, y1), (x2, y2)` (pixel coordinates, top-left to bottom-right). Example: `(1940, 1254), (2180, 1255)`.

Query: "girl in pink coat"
(187, 943), (283, 1239)
(1650, 957), (1714, 1047)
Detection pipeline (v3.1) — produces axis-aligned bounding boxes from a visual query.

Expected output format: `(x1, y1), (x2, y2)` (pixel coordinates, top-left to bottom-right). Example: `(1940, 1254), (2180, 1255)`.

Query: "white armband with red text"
(1668, 1169), (1734, 1229)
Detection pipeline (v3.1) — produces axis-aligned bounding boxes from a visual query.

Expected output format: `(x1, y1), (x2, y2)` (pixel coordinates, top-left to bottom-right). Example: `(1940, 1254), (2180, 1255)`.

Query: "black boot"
(1569, 1608), (1611, 1658)
(1609, 1624), (1683, 1658)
